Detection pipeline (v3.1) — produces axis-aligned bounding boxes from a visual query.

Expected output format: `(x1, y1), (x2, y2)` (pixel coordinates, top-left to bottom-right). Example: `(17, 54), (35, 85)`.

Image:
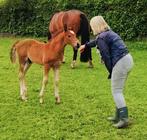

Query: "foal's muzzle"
(74, 43), (80, 50)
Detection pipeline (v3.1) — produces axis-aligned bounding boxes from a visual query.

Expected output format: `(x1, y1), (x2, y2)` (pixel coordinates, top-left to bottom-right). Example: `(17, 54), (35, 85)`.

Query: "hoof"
(71, 65), (75, 69)
(62, 57), (65, 63)
(88, 61), (94, 68)
(88, 60), (94, 68)
(22, 99), (28, 102)
(62, 61), (65, 64)
(88, 64), (94, 68)
(55, 97), (61, 104)
(20, 96), (28, 102)
(71, 61), (76, 69)
(39, 98), (44, 104)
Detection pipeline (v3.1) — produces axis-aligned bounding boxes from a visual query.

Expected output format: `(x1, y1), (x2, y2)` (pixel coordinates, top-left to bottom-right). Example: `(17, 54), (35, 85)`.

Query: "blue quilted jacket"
(85, 30), (129, 78)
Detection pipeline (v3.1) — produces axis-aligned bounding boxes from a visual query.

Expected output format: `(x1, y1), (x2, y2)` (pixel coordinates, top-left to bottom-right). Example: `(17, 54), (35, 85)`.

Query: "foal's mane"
(50, 29), (64, 39)
(47, 30), (65, 44)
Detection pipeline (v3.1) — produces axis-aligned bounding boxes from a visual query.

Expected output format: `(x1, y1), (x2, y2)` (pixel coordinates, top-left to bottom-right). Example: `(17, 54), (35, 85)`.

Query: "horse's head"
(64, 26), (80, 50)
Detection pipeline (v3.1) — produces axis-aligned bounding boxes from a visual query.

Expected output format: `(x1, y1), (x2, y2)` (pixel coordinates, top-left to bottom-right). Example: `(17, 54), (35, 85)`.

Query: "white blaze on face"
(69, 30), (77, 47)
(69, 30), (75, 35)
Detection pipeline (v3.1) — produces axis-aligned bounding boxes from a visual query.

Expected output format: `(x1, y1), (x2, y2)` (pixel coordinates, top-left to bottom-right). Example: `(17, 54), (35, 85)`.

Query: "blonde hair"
(90, 16), (110, 35)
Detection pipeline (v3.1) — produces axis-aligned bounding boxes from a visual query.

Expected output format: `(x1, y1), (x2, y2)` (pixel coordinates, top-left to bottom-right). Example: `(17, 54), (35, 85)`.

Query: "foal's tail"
(10, 41), (19, 63)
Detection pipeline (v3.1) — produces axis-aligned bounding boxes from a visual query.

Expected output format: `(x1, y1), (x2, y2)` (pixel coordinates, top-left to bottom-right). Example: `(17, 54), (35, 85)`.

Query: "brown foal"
(10, 28), (80, 104)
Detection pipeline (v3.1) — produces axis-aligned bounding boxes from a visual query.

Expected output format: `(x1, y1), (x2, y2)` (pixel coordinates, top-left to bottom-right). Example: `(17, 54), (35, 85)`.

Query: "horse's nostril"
(77, 43), (80, 48)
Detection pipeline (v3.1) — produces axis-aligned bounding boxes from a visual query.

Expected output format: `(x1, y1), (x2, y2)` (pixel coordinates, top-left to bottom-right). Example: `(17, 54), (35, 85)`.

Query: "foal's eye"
(68, 35), (71, 38)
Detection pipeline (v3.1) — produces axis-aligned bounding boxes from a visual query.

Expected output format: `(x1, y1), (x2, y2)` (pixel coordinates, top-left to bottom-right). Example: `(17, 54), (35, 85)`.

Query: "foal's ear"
(64, 24), (68, 32)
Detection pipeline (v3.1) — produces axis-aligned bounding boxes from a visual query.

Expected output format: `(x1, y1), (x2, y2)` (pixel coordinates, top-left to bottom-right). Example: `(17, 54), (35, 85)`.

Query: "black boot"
(113, 107), (129, 129)
(107, 107), (119, 123)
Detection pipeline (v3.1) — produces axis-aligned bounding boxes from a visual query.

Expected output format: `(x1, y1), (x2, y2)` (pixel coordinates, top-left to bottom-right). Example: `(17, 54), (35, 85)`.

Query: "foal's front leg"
(39, 65), (50, 104)
(53, 67), (60, 104)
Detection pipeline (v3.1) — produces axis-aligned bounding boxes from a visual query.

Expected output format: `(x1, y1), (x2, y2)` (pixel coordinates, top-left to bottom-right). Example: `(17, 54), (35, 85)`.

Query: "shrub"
(0, 0), (146, 40)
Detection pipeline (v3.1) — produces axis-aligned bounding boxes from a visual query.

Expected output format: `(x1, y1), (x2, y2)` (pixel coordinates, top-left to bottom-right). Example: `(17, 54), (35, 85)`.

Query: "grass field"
(0, 37), (147, 140)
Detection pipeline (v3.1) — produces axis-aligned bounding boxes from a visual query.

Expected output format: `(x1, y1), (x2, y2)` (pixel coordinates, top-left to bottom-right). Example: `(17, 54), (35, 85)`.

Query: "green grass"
(0, 37), (147, 140)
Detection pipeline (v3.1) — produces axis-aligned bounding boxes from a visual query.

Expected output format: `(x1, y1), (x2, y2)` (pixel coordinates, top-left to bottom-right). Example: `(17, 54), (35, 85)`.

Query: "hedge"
(0, 0), (146, 40)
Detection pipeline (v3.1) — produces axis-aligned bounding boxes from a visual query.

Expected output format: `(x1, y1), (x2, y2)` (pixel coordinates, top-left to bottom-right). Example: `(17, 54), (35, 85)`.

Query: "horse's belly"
(28, 47), (43, 65)
(28, 55), (43, 65)
(48, 60), (61, 68)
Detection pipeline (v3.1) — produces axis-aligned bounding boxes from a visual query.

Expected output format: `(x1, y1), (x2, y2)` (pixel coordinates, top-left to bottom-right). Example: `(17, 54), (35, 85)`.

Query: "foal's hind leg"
(53, 67), (60, 104)
(19, 59), (31, 101)
(19, 64), (27, 101)
(39, 64), (50, 104)
(23, 60), (32, 98)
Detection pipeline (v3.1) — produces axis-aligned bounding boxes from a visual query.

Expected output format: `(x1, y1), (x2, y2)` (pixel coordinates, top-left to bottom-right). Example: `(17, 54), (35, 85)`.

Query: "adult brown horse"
(48, 9), (93, 68)
(10, 26), (80, 104)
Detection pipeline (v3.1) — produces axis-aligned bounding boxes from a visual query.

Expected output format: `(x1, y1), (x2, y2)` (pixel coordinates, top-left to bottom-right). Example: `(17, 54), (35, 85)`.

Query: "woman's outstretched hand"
(79, 45), (86, 53)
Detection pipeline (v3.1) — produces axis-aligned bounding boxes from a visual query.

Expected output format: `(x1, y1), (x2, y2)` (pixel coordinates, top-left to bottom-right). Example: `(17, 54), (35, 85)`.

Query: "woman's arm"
(85, 39), (97, 48)
(79, 39), (97, 53)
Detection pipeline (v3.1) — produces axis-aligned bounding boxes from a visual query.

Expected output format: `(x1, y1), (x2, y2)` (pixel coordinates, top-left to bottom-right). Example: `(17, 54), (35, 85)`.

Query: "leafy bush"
(0, 0), (146, 40)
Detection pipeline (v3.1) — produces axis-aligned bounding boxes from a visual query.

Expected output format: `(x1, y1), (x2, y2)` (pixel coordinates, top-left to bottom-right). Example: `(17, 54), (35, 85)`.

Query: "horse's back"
(16, 39), (44, 48)
(49, 11), (65, 37)
(15, 39), (45, 58)
(65, 10), (81, 33)
(49, 10), (82, 37)
(15, 39), (32, 54)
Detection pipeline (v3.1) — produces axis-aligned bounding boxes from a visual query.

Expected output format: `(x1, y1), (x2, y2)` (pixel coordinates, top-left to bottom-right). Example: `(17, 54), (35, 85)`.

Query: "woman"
(79, 16), (134, 128)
